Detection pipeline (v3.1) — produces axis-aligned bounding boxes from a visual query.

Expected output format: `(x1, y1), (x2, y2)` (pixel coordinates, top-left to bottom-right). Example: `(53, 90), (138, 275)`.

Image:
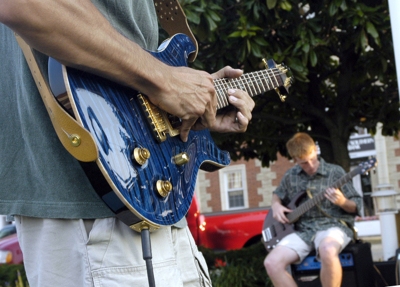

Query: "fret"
(254, 71), (265, 93)
(227, 78), (235, 90)
(215, 89), (225, 110)
(268, 71), (279, 87)
(244, 73), (258, 97)
(252, 72), (262, 95)
(263, 70), (274, 91)
(237, 76), (250, 95)
(214, 80), (223, 109)
(214, 78), (232, 109)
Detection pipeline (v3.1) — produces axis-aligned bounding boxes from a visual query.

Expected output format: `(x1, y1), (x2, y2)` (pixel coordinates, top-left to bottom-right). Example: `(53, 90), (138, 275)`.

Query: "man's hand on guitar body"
(271, 201), (292, 224)
(148, 65), (217, 143)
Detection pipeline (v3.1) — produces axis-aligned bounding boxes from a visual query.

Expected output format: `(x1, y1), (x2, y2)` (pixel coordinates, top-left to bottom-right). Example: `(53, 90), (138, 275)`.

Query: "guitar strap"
(306, 189), (358, 241)
(153, 0), (198, 62)
(14, 34), (99, 162)
(14, 1), (197, 162)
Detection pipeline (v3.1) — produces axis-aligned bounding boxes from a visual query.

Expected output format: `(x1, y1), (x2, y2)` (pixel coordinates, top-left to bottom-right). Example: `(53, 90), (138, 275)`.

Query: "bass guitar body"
(261, 157), (377, 253)
(262, 191), (306, 253)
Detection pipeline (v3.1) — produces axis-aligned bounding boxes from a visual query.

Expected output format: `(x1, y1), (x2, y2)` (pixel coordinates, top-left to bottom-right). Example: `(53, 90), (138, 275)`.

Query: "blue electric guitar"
(49, 33), (292, 230)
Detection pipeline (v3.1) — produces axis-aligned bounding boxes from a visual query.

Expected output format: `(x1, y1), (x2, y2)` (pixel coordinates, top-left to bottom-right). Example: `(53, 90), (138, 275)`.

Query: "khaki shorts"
(15, 216), (211, 287)
(277, 227), (352, 263)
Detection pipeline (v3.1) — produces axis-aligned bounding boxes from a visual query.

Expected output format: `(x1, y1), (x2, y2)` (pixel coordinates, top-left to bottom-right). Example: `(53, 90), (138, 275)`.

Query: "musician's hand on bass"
(271, 201), (292, 224)
(325, 187), (357, 213)
(325, 187), (346, 206)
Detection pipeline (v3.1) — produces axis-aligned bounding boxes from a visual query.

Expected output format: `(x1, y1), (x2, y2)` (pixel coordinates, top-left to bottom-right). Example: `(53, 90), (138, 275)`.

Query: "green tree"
(180, 0), (399, 171)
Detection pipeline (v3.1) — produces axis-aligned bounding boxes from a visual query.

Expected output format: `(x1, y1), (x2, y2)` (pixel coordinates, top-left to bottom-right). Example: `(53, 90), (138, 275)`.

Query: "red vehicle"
(0, 233), (23, 264)
(187, 196), (269, 250)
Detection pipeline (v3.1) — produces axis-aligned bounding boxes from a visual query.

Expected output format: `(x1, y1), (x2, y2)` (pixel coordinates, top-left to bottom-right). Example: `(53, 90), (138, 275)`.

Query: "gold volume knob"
(173, 152), (189, 166)
(133, 147), (150, 165)
(156, 180), (172, 197)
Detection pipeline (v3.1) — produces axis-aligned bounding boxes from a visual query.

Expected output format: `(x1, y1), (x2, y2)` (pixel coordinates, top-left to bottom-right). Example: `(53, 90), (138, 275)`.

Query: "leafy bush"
(0, 265), (28, 287)
(200, 242), (272, 287)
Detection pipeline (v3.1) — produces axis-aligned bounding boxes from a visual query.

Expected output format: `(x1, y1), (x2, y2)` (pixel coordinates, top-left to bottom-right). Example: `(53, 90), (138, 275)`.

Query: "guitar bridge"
(136, 94), (181, 142)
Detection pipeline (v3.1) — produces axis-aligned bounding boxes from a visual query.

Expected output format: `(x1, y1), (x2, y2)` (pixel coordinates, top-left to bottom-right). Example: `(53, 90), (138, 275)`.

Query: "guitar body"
(262, 191), (307, 253)
(61, 34), (231, 227)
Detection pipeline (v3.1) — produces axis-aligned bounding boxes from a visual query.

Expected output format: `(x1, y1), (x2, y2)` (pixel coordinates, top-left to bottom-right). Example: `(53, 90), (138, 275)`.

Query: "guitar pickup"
(136, 94), (181, 142)
(262, 227), (273, 242)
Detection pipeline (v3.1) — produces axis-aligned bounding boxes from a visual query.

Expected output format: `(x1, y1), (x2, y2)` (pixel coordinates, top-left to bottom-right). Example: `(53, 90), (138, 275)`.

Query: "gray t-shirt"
(0, 0), (158, 219)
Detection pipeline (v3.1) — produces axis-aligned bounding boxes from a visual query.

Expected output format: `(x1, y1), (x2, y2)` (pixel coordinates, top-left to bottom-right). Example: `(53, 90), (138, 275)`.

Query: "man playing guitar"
(0, 0), (255, 286)
(263, 132), (362, 287)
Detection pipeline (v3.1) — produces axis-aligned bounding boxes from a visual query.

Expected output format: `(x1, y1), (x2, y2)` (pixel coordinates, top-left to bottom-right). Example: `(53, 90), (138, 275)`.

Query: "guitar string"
(214, 71), (282, 91)
(213, 69), (284, 92)
(213, 68), (285, 109)
(287, 167), (361, 223)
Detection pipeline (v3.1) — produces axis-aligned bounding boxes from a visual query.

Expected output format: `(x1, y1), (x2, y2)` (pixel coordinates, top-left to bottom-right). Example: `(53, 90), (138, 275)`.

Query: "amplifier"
(291, 241), (374, 287)
(293, 252), (354, 271)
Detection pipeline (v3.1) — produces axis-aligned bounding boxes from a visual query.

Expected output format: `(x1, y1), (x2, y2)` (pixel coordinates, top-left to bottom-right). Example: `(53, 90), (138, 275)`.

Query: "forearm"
(0, 0), (167, 95)
(339, 198), (358, 214)
(271, 194), (286, 213)
(271, 194), (282, 206)
(1, 0), (255, 140)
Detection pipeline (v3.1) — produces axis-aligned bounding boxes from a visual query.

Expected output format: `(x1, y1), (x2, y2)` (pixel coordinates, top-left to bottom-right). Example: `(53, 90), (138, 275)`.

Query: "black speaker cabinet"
(373, 260), (396, 286)
(291, 241), (374, 287)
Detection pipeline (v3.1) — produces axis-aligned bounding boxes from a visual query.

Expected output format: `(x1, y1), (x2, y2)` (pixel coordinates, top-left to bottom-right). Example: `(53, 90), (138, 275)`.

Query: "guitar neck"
(286, 166), (362, 223)
(214, 68), (283, 109)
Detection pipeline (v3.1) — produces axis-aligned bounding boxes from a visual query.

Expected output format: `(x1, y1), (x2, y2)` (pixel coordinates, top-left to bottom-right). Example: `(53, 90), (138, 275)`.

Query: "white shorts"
(15, 216), (211, 287)
(277, 227), (352, 263)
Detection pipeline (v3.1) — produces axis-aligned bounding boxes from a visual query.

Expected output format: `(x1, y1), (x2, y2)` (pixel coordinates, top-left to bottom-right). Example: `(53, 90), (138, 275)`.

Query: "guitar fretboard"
(286, 167), (362, 223)
(214, 68), (283, 109)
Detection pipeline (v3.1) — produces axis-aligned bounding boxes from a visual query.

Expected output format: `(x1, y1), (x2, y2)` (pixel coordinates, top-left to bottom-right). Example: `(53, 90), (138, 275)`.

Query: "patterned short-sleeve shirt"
(274, 157), (362, 246)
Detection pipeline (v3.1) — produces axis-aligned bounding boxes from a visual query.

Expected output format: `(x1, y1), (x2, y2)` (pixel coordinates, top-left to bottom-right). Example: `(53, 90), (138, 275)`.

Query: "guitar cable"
(141, 228), (156, 287)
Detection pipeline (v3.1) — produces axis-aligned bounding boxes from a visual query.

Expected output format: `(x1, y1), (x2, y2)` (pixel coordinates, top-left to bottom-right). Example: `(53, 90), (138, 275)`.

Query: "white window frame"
(219, 164), (248, 210)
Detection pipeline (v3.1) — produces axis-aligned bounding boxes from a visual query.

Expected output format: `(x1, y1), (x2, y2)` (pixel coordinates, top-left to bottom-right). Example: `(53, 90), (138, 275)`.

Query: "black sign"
(348, 135), (376, 159)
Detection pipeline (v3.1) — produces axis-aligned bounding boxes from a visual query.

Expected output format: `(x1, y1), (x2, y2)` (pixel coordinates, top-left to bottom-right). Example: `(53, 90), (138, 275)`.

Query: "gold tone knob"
(156, 180), (172, 197)
(69, 134), (81, 147)
(173, 152), (189, 166)
(133, 147), (150, 165)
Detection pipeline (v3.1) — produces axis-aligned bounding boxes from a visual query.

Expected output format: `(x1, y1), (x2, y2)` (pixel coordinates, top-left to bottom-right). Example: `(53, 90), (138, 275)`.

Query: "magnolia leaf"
(266, 0), (277, 10)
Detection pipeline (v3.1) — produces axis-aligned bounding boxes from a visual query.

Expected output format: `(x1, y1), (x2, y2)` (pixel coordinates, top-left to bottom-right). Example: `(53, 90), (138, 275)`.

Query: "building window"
(219, 165), (248, 210)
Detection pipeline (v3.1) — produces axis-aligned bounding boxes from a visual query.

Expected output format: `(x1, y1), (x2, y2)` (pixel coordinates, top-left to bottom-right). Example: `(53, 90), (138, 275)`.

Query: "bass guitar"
(262, 157), (377, 252)
(48, 33), (292, 230)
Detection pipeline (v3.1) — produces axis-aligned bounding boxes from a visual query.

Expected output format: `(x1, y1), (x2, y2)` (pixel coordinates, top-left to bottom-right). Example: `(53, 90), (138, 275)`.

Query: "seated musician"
(264, 132), (362, 287)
